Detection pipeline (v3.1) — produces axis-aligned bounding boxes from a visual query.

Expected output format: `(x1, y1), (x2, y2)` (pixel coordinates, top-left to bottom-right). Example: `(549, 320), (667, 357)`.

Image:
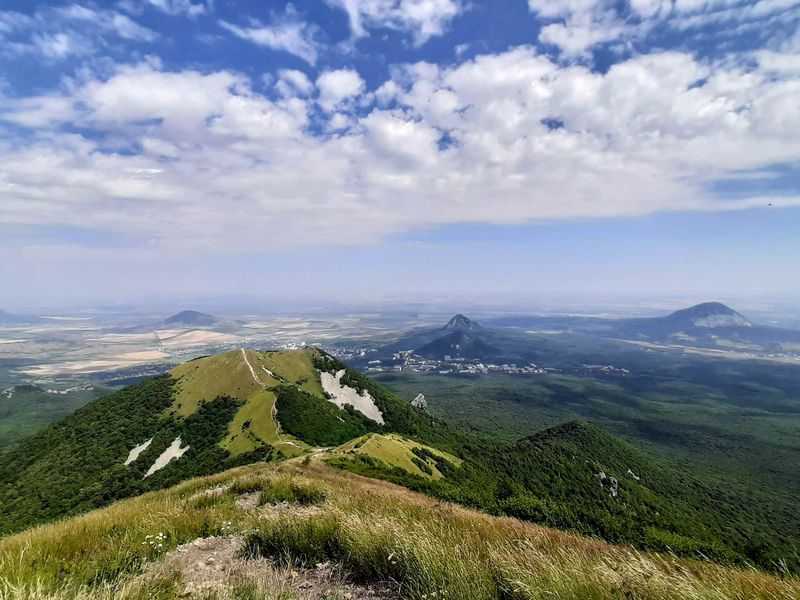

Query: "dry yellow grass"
(0, 458), (797, 600)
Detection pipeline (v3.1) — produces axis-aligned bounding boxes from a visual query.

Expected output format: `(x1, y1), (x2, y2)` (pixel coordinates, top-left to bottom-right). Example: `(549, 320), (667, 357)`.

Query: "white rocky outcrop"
(319, 369), (384, 424)
(144, 436), (189, 478)
(124, 438), (153, 465)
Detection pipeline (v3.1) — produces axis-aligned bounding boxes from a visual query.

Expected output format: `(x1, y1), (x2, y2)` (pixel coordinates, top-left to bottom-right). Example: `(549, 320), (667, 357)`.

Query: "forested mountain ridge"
(0, 348), (796, 574)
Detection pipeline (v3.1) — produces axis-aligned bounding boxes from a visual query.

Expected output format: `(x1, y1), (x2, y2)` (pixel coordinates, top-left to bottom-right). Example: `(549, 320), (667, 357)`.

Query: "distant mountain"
(415, 330), (501, 360)
(443, 314), (484, 333)
(159, 310), (220, 328)
(661, 302), (752, 328)
(0, 309), (37, 324)
(487, 302), (800, 352)
(413, 314), (495, 359)
(368, 314), (537, 361)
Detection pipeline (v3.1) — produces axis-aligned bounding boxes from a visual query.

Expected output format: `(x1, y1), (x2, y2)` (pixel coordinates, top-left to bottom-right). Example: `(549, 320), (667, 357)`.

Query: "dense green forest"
(318, 355), (800, 573)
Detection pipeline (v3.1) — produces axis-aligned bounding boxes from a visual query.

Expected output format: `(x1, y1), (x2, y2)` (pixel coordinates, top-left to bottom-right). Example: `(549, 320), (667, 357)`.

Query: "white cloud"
(220, 10), (319, 65)
(0, 48), (798, 258)
(528, 0), (800, 56)
(59, 6), (158, 41)
(0, 94), (76, 128)
(31, 32), (90, 60)
(316, 69), (366, 110)
(139, 0), (211, 17)
(275, 69), (315, 97)
(328, 0), (462, 45)
(755, 49), (800, 74)
(110, 14), (159, 41)
(0, 5), (157, 61)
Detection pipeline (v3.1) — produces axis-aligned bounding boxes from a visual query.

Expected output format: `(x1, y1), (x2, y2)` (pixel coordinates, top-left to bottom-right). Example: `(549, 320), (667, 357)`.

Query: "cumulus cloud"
(275, 69), (315, 97)
(316, 69), (366, 111)
(0, 47), (798, 256)
(220, 7), (320, 65)
(328, 0), (463, 45)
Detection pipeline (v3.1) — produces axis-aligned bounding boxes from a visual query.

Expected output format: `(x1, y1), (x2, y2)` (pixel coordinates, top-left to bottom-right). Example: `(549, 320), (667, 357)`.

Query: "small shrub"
(242, 516), (343, 567)
(412, 456), (433, 476)
(259, 480), (327, 506)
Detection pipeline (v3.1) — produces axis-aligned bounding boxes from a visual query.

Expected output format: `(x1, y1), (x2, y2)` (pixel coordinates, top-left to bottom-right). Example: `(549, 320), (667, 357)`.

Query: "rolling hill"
(0, 348), (450, 536)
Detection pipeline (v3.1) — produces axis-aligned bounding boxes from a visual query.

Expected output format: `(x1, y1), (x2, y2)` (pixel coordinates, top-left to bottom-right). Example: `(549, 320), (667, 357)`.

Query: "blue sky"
(0, 0), (799, 307)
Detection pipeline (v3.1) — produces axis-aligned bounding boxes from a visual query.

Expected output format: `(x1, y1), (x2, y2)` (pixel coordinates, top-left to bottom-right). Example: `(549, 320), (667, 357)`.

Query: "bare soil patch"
(150, 535), (398, 599)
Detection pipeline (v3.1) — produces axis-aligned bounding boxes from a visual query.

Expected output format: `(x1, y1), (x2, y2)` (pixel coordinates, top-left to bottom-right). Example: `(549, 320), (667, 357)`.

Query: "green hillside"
(0, 348), (796, 576)
(0, 348), (446, 536)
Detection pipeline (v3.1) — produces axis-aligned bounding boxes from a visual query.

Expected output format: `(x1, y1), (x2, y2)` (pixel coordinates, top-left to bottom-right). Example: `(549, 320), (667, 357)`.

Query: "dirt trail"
(241, 348), (263, 385)
(152, 534), (398, 598)
(240, 348), (285, 437)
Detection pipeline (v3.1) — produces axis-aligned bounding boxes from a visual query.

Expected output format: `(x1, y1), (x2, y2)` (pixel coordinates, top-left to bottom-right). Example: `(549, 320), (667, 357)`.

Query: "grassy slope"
(170, 350), (269, 417)
(0, 458), (797, 600)
(171, 349), (322, 457)
(220, 389), (279, 454)
(333, 433), (462, 479)
(258, 349), (325, 397)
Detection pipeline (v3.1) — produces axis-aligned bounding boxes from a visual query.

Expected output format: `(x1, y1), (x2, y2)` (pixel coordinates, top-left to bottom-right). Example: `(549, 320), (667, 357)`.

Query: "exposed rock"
(597, 471), (619, 498)
(235, 491), (261, 510)
(148, 535), (398, 598)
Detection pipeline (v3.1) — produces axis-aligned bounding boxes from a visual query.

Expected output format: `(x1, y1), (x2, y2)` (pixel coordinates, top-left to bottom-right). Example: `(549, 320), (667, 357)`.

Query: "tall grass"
(0, 460), (797, 600)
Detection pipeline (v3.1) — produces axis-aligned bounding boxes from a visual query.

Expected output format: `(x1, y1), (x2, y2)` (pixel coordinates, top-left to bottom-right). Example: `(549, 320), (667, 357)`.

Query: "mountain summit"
(443, 314), (483, 333)
(665, 302), (752, 328)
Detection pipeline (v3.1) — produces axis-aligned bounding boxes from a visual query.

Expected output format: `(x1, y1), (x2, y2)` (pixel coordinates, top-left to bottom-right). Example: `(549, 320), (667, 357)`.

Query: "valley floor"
(0, 456), (797, 600)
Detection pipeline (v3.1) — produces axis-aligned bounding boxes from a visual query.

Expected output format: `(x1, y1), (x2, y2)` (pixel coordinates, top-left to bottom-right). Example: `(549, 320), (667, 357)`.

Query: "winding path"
(241, 348), (263, 385)
(240, 348), (283, 436)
